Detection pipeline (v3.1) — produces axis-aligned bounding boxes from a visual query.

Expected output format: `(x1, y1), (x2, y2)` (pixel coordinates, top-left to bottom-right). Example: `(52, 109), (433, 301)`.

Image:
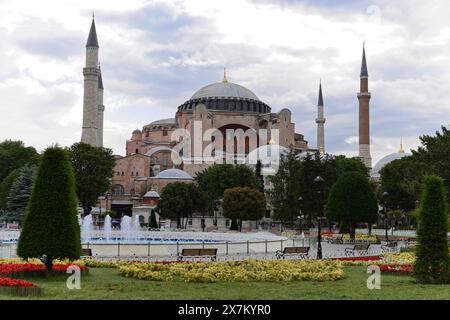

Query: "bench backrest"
(81, 248), (92, 256)
(181, 249), (201, 256)
(353, 244), (370, 251)
(199, 248), (218, 256)
(284, 247), (309, 254)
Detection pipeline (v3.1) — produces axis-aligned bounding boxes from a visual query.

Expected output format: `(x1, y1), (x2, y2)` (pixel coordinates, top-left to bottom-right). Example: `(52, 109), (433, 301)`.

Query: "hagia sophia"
(79, 18), (408, 224)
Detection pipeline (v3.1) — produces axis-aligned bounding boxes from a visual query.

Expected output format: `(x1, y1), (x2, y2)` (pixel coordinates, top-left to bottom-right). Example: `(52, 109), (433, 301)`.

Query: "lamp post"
(382, 191), (389, 242)
(314, 176), (325, 259)
(298, 196), (303, 232)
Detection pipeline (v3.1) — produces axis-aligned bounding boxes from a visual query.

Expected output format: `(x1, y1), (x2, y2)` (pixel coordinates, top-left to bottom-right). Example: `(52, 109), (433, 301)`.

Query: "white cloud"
(0, 0), (449, 166)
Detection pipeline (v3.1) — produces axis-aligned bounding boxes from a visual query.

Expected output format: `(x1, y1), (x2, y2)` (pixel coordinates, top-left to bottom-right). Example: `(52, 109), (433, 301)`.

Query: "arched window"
(113, 184), (125, 195)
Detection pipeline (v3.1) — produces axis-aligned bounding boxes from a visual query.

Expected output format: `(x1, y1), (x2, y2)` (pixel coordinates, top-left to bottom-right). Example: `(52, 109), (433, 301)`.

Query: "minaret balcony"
(357, 92), (371, 98)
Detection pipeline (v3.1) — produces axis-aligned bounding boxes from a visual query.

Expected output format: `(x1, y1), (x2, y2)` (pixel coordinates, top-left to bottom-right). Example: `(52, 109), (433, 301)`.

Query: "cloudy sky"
(0, 0), (449, 165)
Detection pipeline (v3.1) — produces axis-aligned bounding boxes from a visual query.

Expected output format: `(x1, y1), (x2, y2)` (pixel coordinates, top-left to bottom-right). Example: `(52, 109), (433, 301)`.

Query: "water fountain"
(103, 214), (112, 242)
(131, 215), (141, 241)
(120, 215), (132, 242)
(81, 214), (93, 242)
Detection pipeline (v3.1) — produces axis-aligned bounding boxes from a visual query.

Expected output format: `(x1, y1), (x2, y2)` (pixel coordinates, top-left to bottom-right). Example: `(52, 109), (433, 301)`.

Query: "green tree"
(157, 182), (207, 229)
(17, 147), (81, 271)
(268, 148), (302, 226)
(335, 155), (369, 177)
(195, 164), (261, 213)
(0, 140), (38, 183)
(149, 209), (158, 229)
(5, 165), (37, 223)
(326, 172), (378, 239)
(68, 142), (115, 216)
(0, 168), (21, 211)
(414, 175), (449, 284)
(412, 126), (450, 203)
(255, 160), (265, 193)
(380, 156), (428, 212)
(222, 187), (266, 231)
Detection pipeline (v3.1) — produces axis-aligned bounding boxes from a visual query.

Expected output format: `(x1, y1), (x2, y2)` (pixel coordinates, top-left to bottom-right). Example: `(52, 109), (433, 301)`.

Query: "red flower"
(0, 277), (36, 287)
(379, 264), (412, 274)
(334, 256), (381, 261)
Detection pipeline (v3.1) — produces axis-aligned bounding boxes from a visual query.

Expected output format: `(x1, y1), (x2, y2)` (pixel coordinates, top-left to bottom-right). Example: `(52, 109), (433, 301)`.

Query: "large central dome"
(178, 74), (270, 114)
(191, 81), (260, 101)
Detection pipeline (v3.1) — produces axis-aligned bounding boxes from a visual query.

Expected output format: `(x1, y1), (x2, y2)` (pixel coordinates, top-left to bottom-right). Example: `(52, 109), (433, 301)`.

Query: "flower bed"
(0, 262), (89, 297)
(379, 264), (412, 275)
(119, 259), (345, 283)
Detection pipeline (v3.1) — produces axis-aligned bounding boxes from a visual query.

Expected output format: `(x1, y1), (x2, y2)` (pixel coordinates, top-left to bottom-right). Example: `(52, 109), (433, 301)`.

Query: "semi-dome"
(155, 168), (192, 180)
(371, 149), (411, 179)
(191, 81), (260, 101)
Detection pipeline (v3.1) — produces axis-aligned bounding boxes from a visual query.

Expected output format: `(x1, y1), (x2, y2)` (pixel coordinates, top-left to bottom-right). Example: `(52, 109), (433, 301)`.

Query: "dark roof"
(318, 82), (324, 106)
(98, 66), (104, 89)
(360, 45), (368, 77)
(86, 19), (99, 48)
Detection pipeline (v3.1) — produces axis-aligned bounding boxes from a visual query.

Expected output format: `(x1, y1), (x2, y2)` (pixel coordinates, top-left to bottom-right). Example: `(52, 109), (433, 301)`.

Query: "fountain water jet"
(81, 214), (93, 242)
(103, 215), (112, 242)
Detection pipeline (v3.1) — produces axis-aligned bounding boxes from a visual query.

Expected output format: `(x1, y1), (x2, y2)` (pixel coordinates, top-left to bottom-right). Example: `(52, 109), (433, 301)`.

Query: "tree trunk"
(350, 222), (356, 240)
(41, 256), (54, 273)
(368, 223), (372, 236)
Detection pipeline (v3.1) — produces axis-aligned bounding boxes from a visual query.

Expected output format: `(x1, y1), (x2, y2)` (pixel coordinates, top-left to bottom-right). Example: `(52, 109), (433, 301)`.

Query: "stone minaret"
(81, 17), (101, 147)
(97, 64), (105, 147)
(358, 43), (372, 168)
(316, 81), (326, 155)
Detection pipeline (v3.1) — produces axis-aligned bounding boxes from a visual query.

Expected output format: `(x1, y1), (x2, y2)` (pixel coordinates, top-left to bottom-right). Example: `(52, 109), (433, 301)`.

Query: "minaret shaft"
(81, 18), (103, 147)
(358, 44), (372, 168)
(316, 82), (325, 155)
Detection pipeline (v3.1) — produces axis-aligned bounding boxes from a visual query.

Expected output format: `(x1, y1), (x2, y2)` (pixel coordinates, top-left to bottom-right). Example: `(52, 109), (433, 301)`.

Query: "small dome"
(132, 129), (142, 134)
(155, 168), (192, 180)
(191, 81), (259, 101)
(371, 152), (411, 179)
(144, 190), (160, 198)
(150, 118), (176, 125)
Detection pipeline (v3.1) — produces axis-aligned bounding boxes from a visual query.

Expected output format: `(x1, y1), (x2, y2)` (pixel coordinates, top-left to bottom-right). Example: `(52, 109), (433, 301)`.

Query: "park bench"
(381, 241), (398, 253)
(177, 248), (218, 261)
(345, 244), (370, 257)
(81, 248), (92, 258)
(275, 247), (310, 259)
(327, 234), (344, 244)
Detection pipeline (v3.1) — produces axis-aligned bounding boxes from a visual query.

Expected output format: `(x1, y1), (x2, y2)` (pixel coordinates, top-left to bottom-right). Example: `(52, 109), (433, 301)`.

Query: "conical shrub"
(413, 175), (449, 284)
(17, 147), (81, 271)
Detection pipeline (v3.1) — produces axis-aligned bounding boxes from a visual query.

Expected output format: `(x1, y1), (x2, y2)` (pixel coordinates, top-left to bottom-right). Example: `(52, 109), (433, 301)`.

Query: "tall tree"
(195, 164), (261, 213)
(0, 140), (38, 183)
(68, 142), (115, 216)
(222, 187), (266, 231)
(335, 155), (369, 177)
(17, 147), (81, 271)
(412, 125), (450, 203)
(414, 175), (449, 284)
(0, 168), (21, 212)
(5, 165), (37, 223)
(268, 148), (302, 225)
(157, 182), (207, 229)
(380, 156), (429, 212)
(326, 172), (378, 239)
(255, 160), (265, 193)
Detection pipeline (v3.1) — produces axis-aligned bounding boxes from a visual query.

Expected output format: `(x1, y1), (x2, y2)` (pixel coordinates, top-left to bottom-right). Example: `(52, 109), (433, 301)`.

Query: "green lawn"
(0, 266), (449, 300)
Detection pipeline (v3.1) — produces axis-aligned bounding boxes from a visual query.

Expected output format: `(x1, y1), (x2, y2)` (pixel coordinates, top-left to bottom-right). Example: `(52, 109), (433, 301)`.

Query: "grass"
(0, 266), (449, 300)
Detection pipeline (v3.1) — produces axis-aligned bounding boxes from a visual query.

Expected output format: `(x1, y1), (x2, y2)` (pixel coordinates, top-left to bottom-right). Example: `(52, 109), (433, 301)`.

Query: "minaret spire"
(86, 16), (99, 48)
(358, 42), (372, 168)
(316, 80), (326, 155)
(360, 41), (368, 77)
